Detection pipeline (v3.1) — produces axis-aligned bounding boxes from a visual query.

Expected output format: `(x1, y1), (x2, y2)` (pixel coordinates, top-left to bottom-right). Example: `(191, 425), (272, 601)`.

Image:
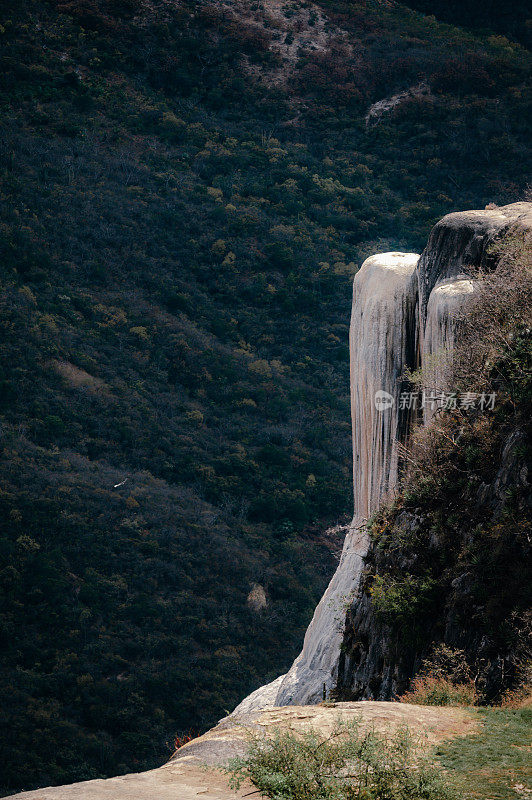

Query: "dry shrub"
(500, 686), (532, 709)
(452, 230), (532, 395)
(401, 231), (531, 495)
(401, 411), (494, 498)
(400, 415), (458, 495)
(400, 675), (478, 707)
(500, 612), (532, 708)
(400, 645), (478, 707)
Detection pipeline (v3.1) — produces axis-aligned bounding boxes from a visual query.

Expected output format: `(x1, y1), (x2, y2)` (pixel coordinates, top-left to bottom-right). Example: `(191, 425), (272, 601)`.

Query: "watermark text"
(374, 390), (496, 411)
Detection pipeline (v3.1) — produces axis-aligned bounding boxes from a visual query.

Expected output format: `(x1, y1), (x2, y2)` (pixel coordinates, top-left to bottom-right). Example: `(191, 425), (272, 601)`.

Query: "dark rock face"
(336, 511), (422, 702)
(335, 431), (530, 703)
(416, 202), (532, 327)
(478, 430), (529, 512)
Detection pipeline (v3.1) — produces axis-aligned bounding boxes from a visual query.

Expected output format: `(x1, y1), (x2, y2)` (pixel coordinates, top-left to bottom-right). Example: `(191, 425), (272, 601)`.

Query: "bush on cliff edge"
(227, 719), (455, 800)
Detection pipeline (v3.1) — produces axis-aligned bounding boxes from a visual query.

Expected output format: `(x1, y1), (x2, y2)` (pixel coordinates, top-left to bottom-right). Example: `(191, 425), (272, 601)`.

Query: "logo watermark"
(374, 390), (496, 411)
(374, 390), (395, 411)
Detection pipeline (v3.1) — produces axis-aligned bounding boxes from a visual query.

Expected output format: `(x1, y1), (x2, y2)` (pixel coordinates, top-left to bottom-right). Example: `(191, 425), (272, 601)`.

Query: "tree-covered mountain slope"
(0, 0), (530, 794)
(400, 0), (531, 48)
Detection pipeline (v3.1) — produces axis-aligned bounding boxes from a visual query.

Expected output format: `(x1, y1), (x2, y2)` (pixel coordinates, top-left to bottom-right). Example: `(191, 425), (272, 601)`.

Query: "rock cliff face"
(336, 202), (532, 703)
(335, 423), (530, 702)
(415, 202), (532, 327)
(233, 202), (532, 715)
(421, 276), (476, 421)
(350, 253), (419, 521)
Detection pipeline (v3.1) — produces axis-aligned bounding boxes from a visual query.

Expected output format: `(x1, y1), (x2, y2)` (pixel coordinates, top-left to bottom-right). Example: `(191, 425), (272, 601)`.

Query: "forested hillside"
(401, 0), (531, 48)
(0, 0), (530, 794)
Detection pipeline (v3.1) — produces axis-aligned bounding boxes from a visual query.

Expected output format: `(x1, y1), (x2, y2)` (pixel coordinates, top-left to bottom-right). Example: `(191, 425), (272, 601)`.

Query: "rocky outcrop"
(349, 253), (419, 520)
(234, 201), (532, 715)
(365, 83), (431, 127)
(416, 202), (532, 328)
(336, 202), (532, 703)
(335, 425), (530, 702)
(421, 276), (476, 420)
(417, 202), (532, 418)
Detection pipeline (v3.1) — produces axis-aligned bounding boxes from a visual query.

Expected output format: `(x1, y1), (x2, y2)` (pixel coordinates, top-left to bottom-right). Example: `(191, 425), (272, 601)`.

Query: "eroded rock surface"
(416, 202), (532, 327)
(234, 202), (532, 716)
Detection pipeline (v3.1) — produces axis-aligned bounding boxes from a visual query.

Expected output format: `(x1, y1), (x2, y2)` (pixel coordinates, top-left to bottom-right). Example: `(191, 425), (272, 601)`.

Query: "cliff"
(416, 203), (532, 327)
(336, 203), (532, 704)
(336, 425), (530, 702)
(234, 202), (532, 714)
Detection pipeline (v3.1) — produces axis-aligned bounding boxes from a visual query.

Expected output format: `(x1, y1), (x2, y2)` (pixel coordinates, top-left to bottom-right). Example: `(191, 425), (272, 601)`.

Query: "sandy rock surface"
(7, 701), (478, 799)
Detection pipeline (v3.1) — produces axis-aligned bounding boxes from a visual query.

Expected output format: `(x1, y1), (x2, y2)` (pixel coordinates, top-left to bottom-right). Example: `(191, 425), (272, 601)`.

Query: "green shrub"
(227, 719), (455, 799)
(370, 574), (437, 621)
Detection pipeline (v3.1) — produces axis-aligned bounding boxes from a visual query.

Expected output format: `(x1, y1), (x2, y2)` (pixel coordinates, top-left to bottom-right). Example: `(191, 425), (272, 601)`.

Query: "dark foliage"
(0, 0), (530, 793)
(400, 0), (532, 49)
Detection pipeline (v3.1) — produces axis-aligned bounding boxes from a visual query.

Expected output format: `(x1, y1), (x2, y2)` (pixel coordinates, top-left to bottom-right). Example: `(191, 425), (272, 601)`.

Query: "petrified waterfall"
(233, 252), (419, 713)
(350, 253), (418, 520)
(232, 203), (531, 716)
(422, 276), (476, 421)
